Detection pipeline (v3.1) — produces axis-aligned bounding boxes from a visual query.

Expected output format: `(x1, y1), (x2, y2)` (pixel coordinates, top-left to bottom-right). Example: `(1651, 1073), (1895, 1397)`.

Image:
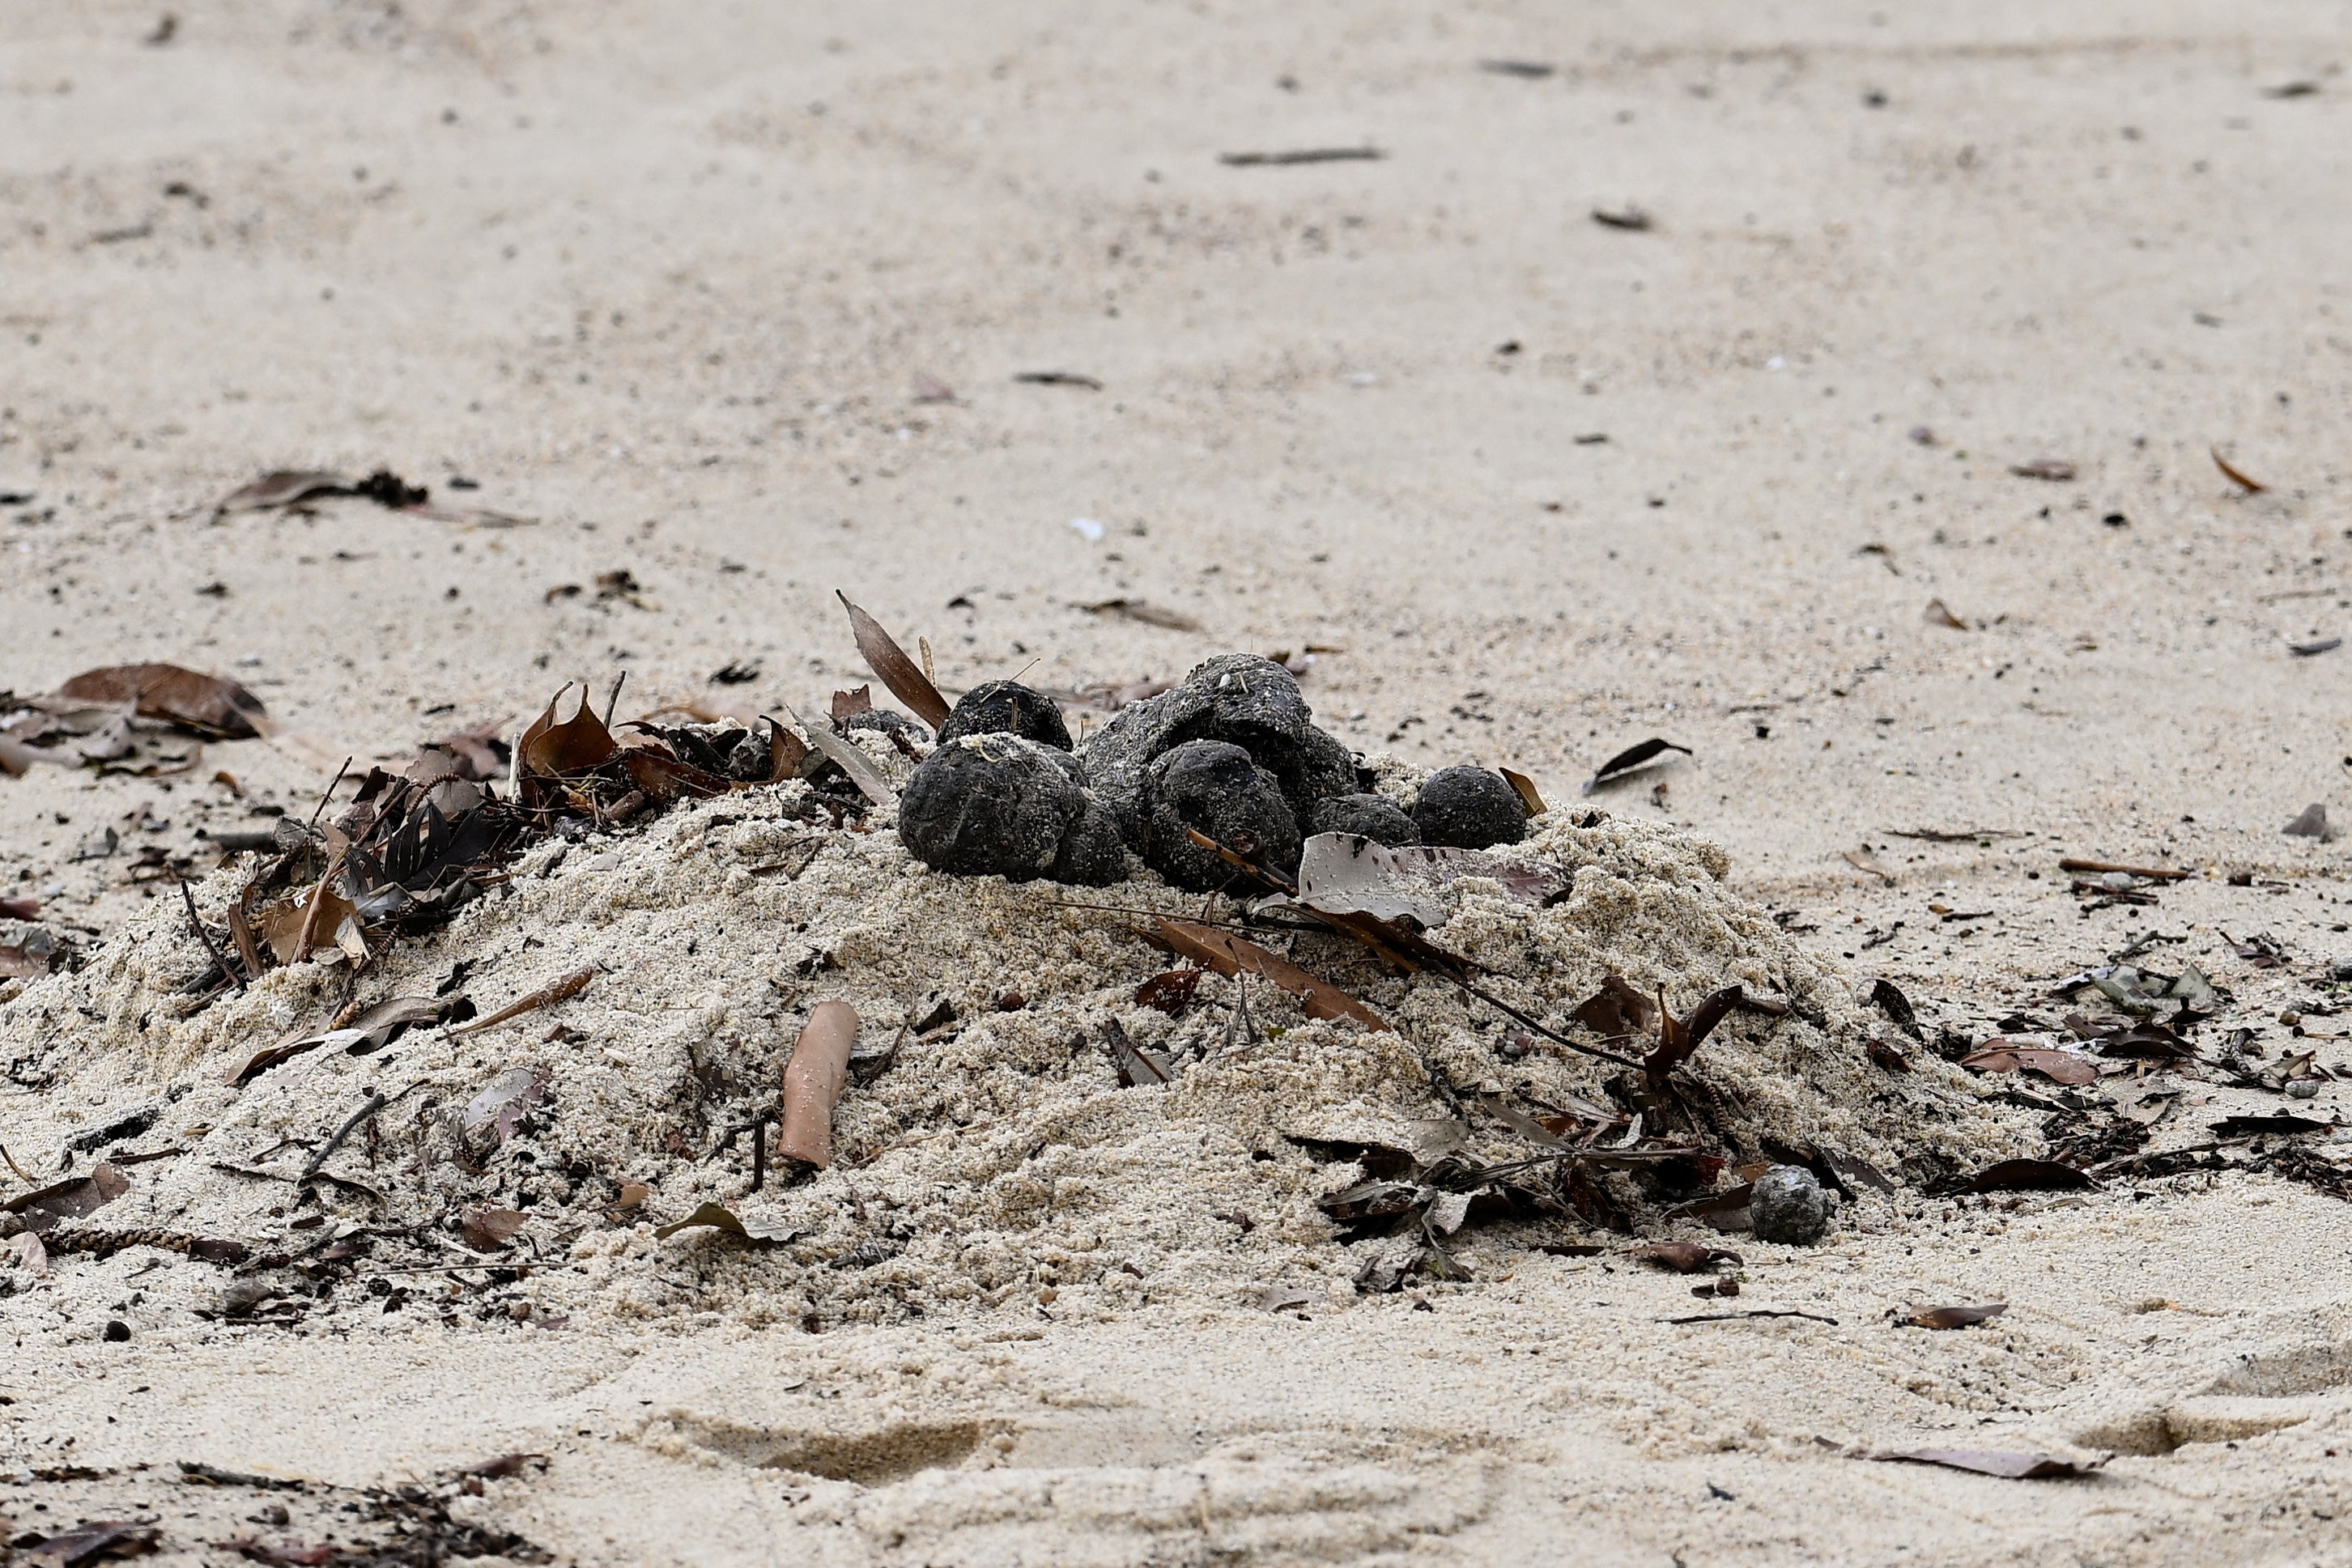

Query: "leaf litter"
(0, 611), (2048, 1333)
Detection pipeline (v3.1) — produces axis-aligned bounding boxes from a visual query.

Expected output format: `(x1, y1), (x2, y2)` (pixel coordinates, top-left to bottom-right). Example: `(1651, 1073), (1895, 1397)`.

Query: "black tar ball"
(841, 709), (932, 746)
(1413, 767), (1528, 849)
(936, 681), (1074, 751)
(899, 733), (1123, 885)
(1309, 792), (1420, 847)
(1144, 739), (1303, 891)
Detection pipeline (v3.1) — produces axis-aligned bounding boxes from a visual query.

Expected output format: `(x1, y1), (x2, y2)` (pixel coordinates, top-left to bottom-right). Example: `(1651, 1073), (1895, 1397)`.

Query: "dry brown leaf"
(217, 470), (350, 511)
(788, 708), (897, 805)
(652, 1201), (798, 1243)
(1145, 918), (1387, 1031)
(517, 686), (618, 776)
(1907, 1303), (2010, 1330)
(1499, 767), (1549, 816)
(836, 592), (951, 729)
(56, 664), (269, 739)
(458, 1207), (527, 1251)
(1959, 1044), (2099, 1086)
(1572, 975), (1655, 1038)
(1645, 986), (1747, 1079)
(1920, 599), (1968, 631)
(6, 1162), (130, 1233)
(1638, 1240), (1742, 1273)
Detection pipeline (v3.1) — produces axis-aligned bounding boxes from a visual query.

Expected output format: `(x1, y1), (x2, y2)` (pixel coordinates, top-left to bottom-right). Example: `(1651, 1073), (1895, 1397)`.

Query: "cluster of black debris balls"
(896, 653), (1529, 889)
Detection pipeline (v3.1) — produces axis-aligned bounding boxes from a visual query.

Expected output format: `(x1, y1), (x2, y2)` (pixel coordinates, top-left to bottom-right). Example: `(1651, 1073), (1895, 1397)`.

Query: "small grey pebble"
(1414, 766), (1528, 849)
(1749, 1164), (1831, 1246)
(2286, 1078), (2321, 1100)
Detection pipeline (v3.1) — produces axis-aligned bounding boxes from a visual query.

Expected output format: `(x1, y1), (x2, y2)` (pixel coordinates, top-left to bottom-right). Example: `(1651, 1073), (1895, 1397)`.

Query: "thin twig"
(179, 879), (245, 992)
(298, 1081), (423, 1186)
(1179, 828), (1648, 1072)
(447, 965), (598, 1037)
(714, 1111), (779, 1192)
(1663, 1308), (1840, 1326)
(307, 756), (353, 830)
(604, 671), (628, 729)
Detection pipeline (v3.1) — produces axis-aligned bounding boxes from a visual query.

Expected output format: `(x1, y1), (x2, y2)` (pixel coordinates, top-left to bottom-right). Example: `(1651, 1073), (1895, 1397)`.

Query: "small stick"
(307, 756), (353, 830)
(780, 1001), (859, 1167)
(0, 1140), (34, 1183)
(2056, 857), (2192, 882)
(604, 670), (627, 729)
(179, 880), (245, 992)
(298, 1081), (422, 1186)
(1662, 1308), (1840, 1326)
(224, 900), (267, 984)
(447, 966), (598, 1037)
(715, 1111), (779, 1192)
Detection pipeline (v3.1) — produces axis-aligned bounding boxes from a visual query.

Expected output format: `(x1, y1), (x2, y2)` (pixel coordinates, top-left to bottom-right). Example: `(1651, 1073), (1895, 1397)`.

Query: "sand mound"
(0, 761), (2027, 1336)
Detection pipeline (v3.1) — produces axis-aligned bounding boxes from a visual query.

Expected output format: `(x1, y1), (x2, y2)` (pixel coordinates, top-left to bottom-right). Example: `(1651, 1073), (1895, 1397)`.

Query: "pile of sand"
(0, 753), (2027, 1339)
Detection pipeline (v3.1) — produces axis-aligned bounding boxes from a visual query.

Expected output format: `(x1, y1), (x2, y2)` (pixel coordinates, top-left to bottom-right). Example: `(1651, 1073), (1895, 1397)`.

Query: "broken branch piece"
(780, 1001), (859, 1167)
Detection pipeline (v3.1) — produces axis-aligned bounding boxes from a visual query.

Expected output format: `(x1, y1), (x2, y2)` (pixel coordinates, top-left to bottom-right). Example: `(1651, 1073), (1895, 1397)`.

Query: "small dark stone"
(936, 680), (1073, 751)
(1749, 1164), (1831, 1245)
(840, 709), (932, 747)
(1309, 792), (1420, 847)
(1143, 739), (1302, 890)
(1413, 767), (1529, 849)
(104, 1319), (131, 1342)
(899, 733), (1118, 885)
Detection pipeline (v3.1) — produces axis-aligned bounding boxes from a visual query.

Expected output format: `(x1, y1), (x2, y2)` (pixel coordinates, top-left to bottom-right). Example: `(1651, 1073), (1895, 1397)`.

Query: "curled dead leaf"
(57, 664), (269, 739)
